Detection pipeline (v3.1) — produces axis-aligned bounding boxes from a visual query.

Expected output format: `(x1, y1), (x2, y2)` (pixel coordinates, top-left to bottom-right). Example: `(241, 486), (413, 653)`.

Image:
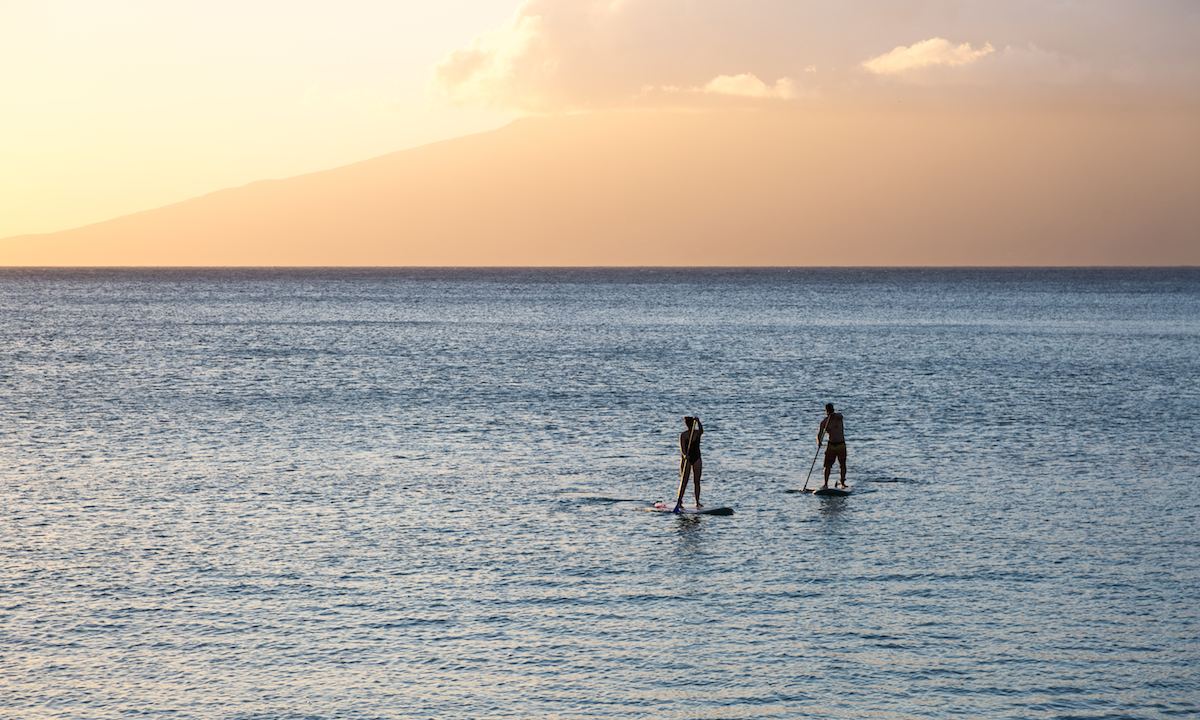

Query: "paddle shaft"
(802, 439), (823, 492)
(675, 417), (700, 510)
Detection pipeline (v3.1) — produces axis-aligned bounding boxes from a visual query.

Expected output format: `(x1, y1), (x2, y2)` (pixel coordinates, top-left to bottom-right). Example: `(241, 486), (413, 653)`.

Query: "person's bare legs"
(837, 456), (847, 488)
(674, 460), (692, 511)
(692, 461), (702, 507)
(674, 460), (703, 510)
(822, 463), (831, 489)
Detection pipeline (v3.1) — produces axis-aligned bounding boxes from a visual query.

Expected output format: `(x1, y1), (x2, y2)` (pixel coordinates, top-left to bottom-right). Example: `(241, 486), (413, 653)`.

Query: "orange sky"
(3, 1), (1198, 265)
(5, 105), (1197, 266)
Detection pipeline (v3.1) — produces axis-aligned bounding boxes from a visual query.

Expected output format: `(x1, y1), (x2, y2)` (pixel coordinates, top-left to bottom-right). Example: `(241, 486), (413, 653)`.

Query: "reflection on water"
(671, 515), (707, 558)
(1, 268), (1197, 720)
(817, 496), (852, 521)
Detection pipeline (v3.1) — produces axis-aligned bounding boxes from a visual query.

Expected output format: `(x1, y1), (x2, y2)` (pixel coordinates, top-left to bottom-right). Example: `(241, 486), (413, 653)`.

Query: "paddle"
(801, 439), (823, 493)
(674, 416), (700, 513)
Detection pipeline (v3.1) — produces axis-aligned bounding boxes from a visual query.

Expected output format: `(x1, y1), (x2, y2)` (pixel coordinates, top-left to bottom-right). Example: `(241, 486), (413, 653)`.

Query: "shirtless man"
(673, 416), (703, 512)
(817, 403), (847, 489)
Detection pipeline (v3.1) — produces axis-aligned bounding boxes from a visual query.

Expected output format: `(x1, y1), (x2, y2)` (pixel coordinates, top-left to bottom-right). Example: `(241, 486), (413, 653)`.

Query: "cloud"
(431, 12), (547, 109)
(703, 74), (796, 99)
(863, 38), (995, 74)
(430, 0), (1200, 111)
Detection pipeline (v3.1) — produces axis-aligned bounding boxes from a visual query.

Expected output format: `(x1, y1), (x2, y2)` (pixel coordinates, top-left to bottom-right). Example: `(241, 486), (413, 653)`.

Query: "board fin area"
(810, 487), (851, 497)
(646, 501), (734, 516)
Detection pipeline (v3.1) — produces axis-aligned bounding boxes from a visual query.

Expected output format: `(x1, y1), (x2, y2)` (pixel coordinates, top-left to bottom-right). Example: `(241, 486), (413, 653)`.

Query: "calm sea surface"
(1, 268), (1197, 720)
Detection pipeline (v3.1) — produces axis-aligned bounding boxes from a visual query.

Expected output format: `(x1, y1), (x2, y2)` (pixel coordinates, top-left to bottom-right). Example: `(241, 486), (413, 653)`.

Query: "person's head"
(684, 416), (695, 429)
(825, 403), (835, 415)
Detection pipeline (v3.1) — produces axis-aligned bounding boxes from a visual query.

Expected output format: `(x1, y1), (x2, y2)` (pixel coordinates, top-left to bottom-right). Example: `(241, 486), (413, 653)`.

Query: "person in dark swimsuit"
(673, 416), (703, 512)
(818, 403), (847, 489)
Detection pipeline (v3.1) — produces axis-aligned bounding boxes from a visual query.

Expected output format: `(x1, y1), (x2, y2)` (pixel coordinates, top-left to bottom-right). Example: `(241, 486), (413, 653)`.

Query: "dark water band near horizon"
(1, 267), (1197, 720)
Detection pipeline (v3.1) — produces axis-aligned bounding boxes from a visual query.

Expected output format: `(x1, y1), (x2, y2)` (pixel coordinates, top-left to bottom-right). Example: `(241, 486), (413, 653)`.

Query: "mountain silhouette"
(4, 106), (1197, 265)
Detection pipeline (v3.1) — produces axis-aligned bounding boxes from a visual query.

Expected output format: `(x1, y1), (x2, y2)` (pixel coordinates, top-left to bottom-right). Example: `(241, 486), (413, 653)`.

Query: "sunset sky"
(3, 0), (1198, 262)
(2, 0), (517, 238)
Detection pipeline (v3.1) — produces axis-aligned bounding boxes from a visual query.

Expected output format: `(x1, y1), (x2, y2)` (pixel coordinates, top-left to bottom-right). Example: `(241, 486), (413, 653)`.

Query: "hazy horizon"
(3, 0), (1198, 265)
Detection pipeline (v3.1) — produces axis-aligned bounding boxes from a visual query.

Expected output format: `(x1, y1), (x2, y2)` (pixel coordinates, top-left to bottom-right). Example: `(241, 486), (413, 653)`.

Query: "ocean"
(1, 268), (1197, 719)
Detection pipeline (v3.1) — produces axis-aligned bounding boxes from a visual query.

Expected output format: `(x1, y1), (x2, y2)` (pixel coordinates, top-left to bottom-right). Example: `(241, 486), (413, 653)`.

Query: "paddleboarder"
(818, 403), (847, 489)
(673, 416), (703, 512)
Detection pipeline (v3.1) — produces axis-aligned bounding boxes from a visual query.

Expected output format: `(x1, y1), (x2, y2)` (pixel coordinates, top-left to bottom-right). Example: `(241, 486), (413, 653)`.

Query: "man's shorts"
(824, 442), (847, 468)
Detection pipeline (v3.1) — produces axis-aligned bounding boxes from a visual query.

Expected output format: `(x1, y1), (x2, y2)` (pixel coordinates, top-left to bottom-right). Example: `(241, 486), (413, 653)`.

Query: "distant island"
(4, 106), (1198, 266)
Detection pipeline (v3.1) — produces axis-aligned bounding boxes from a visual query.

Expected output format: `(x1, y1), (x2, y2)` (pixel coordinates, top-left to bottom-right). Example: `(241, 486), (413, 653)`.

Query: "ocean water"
(1, 267), (1197, 720)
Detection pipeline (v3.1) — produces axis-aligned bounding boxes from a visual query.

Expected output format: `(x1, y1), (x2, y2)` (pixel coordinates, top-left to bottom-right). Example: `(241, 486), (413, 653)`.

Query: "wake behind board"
(810, 487), (851, 497)
(645, 501), (734, 516)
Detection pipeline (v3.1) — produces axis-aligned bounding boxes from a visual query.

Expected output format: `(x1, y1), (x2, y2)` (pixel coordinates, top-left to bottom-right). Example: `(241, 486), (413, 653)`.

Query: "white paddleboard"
(810, 487), (851, 497)
(645, 501), (734, 516)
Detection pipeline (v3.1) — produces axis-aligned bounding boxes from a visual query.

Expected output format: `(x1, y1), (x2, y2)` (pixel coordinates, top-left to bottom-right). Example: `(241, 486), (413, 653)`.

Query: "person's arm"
(695, 418), (703, 436)
(817, 417), (827, 444)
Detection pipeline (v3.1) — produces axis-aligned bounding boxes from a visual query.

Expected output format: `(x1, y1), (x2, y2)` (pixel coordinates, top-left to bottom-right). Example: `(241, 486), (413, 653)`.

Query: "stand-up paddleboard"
(810, 487), (851, 497)
(644, 501), (734, 516)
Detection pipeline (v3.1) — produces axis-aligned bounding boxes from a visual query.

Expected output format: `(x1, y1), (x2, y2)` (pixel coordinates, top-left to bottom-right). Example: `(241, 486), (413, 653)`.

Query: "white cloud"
(430, 0), (1200, 111)
(863, 38), (995, 75)
(704, 74), (796, 99)
(432, 11), (547, 109)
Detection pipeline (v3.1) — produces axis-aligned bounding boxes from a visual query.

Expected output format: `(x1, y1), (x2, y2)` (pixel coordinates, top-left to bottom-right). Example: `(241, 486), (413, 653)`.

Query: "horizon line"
(2, 266), (1196, 271)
